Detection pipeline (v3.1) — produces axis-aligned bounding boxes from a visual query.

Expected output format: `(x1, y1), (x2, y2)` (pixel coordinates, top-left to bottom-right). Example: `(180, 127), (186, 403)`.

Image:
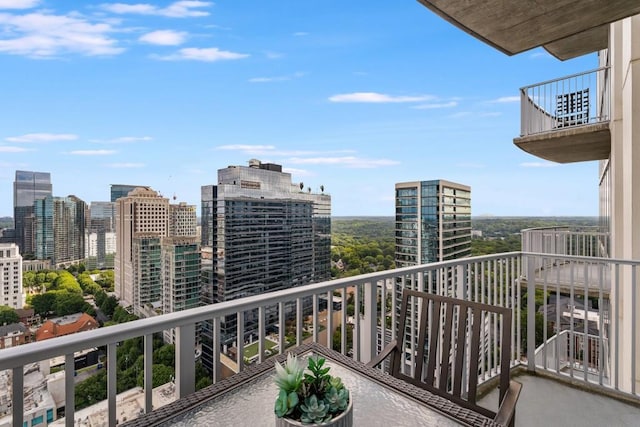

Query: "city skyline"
(0, 0), (598, 217)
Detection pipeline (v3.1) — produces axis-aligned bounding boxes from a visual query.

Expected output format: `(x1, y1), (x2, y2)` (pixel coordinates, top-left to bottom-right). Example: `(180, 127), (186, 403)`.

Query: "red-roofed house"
(35, 313), (98, 341)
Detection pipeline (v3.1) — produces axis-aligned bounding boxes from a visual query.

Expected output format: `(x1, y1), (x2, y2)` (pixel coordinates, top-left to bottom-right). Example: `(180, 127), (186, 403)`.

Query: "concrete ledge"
(513, 122), (610, 163)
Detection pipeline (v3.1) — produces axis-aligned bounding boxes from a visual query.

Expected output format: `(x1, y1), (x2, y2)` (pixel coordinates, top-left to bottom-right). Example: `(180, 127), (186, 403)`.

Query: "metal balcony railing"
(520, 67), (611, 137)
(1, 251), (640, 426)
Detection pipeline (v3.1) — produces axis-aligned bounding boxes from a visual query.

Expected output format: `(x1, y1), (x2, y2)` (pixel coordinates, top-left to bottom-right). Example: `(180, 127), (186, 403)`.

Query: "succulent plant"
(274, 353), (305, 393)
(300, 395), (331, 424)
(274, 353), (350, 424)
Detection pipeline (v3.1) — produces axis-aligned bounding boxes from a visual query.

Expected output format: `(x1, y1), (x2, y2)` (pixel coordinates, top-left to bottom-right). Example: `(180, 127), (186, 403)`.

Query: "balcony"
(1, 251), (640, 426)
(514, 68), (611, 163)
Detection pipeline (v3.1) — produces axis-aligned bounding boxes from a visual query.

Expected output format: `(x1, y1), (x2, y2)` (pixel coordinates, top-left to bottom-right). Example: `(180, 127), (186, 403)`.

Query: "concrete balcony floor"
(478, 374), (640, 426)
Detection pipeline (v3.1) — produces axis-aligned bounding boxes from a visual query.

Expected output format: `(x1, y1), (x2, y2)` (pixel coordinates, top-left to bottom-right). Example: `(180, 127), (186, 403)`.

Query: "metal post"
(107, 343), (117, 427)
(176, 323), (196, 398)
(144, 334), (153, 413)
(12, 367), (23, 427)
(65, 354), (75, 427)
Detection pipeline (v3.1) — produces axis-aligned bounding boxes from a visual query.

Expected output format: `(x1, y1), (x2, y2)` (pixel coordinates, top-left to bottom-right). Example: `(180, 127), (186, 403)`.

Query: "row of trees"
(331, 218), (395, 278)
(24, 267), (115, 319)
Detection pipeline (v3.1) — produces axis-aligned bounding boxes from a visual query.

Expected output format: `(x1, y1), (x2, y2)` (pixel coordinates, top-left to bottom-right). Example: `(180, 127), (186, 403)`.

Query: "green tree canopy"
(0, 306), (19, 325)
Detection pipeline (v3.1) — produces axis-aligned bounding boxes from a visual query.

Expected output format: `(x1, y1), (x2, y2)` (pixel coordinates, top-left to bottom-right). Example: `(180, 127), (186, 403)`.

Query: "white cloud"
(0, 146), (30, 152)
(488, 96), (520, 103)
(413, 101), (458, 109)
(106, 162), (145, 168)
(264, 50), (283, 59)
(139, 30), (187, 46)
(0, 12), (123, 58)
(216, 144), (275, 156)
(152, 47), (248, 62)
(92, 136), (153, 143)
(520, 162), (558, 168)
(283, 167), (314, 177)
(249, 72), (304, 83)
(70, 149), (116, 155)
(286, 156), (400, 169)
(100, 1), (212, 18)
(293, 32), (308, 37)
(216, 145), (357, 158)
(328, 92), (434, 103)
(6, 133), (78, 142)
(0, 0), (39, 9)
(530, 51), (552, 60)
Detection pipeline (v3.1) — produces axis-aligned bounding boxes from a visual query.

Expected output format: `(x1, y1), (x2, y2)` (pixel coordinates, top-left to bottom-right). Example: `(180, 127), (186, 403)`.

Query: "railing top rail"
(0, 252), (520, 371)
(521, 226), (609, 235)
(519, 66), (610, 92)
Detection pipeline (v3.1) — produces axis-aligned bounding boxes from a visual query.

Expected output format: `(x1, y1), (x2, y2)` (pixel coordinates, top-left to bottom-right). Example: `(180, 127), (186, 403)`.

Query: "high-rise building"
(161, 237), (201, 343)
(33, 195), (86, 267)
(395, 180), (471, 268)
(87, 202), (116, 269)
(110, 184), (142, 203)
(114, 187), (199, 321)
(0, 243), (24, 309)
(115, 187), (169, 311)
(13, 171), (52, 256)
(200, 159), (331, 371)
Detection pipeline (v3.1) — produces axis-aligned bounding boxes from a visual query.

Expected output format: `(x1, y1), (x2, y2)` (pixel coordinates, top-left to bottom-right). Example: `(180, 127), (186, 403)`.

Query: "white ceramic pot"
(275, 399), (353, 427)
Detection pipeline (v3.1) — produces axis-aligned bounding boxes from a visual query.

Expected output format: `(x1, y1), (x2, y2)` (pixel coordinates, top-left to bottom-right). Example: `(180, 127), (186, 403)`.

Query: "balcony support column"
(176, 323), (196, 399)
(361, 281), (377, 364)
(527, 256), (537, 372)
(609, 14), (640, 394)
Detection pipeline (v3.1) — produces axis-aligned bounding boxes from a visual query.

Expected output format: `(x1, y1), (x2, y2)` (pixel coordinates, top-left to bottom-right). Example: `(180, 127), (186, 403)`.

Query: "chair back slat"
(452, 305), (469, 398)
(466, 308), (483, 404)
(414, 296), (430, 382)
(438, 303), (455, 391)
(424, 299), (441, 386)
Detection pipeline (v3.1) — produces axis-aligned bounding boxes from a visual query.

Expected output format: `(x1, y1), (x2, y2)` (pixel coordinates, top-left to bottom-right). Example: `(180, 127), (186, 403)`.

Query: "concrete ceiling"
(543, 25), (609, 60)
(417, 0), (640, 57)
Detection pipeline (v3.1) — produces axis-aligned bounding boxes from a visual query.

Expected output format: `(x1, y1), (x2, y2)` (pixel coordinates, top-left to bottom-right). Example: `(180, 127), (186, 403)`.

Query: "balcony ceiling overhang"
(513, 122), (610, 163)
(417, 0), (640, 57)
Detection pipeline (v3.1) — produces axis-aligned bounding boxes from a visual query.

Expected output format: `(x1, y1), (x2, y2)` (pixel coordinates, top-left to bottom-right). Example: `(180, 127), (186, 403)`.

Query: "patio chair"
(367, 290), (522, 427)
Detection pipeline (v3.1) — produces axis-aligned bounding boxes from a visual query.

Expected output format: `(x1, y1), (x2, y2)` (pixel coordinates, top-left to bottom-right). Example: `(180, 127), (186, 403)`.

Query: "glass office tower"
(200, 160), (331, 373)
(13, 171), (52, 256)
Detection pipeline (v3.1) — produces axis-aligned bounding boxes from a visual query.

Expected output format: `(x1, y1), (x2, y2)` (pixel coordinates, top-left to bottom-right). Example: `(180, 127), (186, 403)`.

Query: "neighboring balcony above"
(417, 0), (640, 59)
(514, 67), (611, 163)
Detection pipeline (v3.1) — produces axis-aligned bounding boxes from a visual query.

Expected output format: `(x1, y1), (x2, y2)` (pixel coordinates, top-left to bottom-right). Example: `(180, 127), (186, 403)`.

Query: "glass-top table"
(123, 343), (494, 427)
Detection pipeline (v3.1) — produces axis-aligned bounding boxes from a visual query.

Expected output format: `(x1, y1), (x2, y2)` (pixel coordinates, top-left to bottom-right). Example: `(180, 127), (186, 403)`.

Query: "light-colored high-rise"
(114, 187), (199, 320)
(0, 243), (24, 309)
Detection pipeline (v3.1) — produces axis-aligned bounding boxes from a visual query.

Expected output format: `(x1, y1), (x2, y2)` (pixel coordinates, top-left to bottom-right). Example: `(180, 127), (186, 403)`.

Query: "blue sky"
(0, 0), (599, 217)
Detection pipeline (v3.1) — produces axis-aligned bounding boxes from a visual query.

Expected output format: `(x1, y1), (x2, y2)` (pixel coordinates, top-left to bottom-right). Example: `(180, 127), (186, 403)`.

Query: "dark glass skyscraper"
(13, 171), (52, 256)
(110, 184), (141, 202)
(200, 160), (331, 373)
(395, 180), (471, 267)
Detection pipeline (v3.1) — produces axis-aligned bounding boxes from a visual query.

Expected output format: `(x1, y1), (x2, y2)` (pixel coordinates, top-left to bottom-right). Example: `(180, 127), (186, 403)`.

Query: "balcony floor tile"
(478, 374), (640, 426)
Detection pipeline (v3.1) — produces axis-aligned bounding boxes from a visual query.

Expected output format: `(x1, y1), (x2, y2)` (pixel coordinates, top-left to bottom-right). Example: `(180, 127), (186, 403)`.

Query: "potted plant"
(274, 353), (352, 426)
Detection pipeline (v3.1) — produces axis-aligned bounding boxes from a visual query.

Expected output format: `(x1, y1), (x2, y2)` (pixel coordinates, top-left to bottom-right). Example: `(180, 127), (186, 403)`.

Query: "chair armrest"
(366, 339), (398, 368)
(493, 380), (522, 427)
